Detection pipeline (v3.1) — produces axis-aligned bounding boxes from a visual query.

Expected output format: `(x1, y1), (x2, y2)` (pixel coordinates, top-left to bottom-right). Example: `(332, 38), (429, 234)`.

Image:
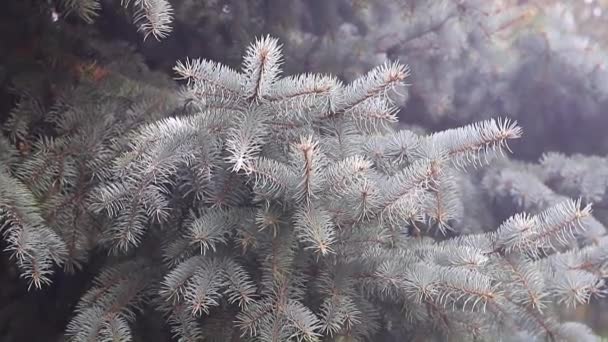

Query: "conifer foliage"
(57, 0), (173, 40)
(2, 35), (607, 341)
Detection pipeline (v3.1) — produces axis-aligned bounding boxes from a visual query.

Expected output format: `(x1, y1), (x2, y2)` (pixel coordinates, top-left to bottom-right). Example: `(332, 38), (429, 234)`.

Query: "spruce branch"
(66, 260), (153, 341)
(294, 205), (336, 257)
(331, 61), (410, 115)
(0, 171), (67, 289)
(131, 0), (174, 40)
(242, 35), (283, 102)
(226, 110), (269, 173)
(290, 136), (327, 206)
(59, 0), (101, 24)
(495, 199), (592, 256)
(422, 118), (523, 168)
(174, 57), (244, 109)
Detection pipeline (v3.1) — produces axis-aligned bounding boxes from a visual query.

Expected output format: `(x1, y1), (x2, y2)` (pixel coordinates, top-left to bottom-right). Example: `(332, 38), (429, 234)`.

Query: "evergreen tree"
(2, 34), (607, 341)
